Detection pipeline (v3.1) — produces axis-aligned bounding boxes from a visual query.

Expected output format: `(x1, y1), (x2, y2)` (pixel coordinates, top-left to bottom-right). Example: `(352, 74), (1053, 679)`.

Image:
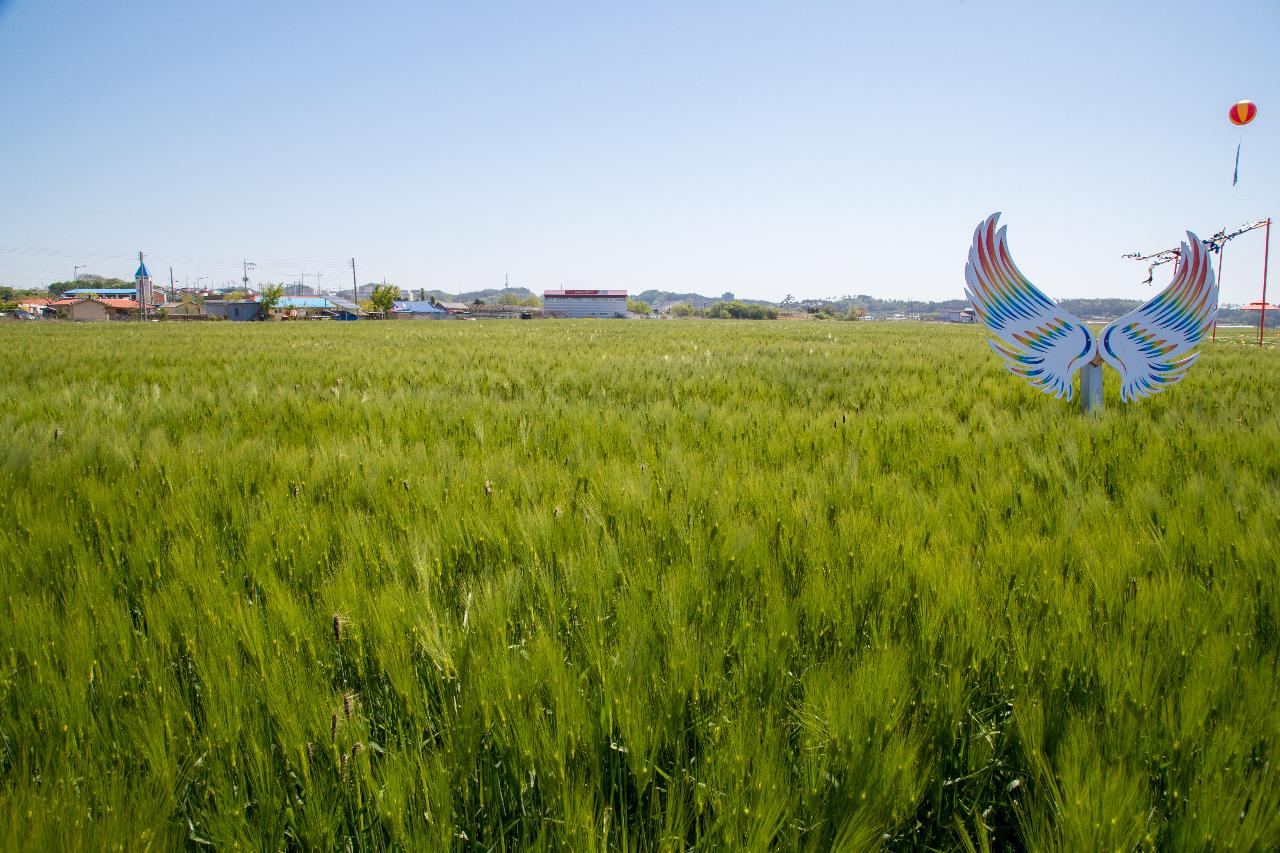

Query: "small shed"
(160, 300), (208, 319)
(206, 300), (263, 321)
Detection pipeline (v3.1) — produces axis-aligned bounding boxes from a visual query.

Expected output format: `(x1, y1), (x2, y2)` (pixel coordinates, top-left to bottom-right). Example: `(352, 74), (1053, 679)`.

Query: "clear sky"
(0, 1), (1275, 303)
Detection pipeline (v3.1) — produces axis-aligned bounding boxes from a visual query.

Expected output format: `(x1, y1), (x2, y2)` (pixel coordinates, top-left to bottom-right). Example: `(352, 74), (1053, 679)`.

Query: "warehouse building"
(938, 307), (976, 323)
(542, 289), (627, 318)
(390, 300), (447, 319)
(206, 300), (263, 321)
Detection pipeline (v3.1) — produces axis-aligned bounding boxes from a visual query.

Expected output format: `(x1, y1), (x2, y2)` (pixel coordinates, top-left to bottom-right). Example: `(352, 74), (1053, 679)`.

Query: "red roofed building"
(57, 297), (142, 322)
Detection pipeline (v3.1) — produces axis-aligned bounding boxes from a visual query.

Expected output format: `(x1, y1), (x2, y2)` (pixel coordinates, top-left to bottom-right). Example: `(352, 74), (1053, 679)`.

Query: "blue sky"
(0, 1), (1275, 303)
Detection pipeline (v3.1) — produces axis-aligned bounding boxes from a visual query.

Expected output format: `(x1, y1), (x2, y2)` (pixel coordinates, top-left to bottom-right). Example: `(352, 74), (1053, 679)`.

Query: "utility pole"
(242, 259), (256, 295)
(1261, 217), (1272, 348)
(316, 271), (322, 296)
(73, 265), (83, 287)
(169, 266), (174, 302)
(350, 258), (358, 303)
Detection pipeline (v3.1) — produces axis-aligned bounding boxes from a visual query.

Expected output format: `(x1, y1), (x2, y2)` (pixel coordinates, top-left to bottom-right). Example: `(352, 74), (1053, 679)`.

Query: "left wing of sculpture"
(1099, 231), (1218, 402)
(965, 213), (1097, 400)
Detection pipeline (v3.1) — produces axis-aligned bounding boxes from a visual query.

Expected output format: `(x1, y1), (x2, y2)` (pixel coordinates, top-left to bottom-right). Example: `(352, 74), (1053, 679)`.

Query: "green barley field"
(1, 320), (1277, 851)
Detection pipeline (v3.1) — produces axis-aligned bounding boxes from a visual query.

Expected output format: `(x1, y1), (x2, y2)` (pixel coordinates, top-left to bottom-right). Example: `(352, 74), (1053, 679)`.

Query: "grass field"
(0, 320), (1277, 850)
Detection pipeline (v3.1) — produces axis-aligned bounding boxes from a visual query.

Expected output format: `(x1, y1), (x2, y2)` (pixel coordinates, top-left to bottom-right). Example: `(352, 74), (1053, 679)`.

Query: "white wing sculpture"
(966, 213), (1219, 406)
(964, 213), (1097, 400)
(1099, 232), (1218, 401)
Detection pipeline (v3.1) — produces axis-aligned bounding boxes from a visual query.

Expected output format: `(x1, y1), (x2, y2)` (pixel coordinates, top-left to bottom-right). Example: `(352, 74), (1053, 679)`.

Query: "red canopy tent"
(1239, 301), (1280, 311)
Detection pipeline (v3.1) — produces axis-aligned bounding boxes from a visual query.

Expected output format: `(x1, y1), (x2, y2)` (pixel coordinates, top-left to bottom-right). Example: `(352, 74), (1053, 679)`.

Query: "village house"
(272, 296), (332, 320)
(16, 297), (56, 317)
(390, 300), (447, 319)
(55, 297), (142, 322)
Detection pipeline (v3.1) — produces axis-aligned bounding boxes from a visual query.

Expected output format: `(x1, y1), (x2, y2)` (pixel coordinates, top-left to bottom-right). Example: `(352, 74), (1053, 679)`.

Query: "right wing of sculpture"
(1098, 231), (1218, 402)
(965, 213), (1098, 400)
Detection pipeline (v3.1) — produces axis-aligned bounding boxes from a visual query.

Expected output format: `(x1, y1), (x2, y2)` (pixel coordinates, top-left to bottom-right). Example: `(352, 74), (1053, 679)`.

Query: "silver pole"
(1079, 358), (1103, 414)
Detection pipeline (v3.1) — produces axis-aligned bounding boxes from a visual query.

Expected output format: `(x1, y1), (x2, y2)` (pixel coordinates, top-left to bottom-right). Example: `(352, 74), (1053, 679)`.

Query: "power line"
(1122, 220), (1269, 285)
(0, 245), (353, 267)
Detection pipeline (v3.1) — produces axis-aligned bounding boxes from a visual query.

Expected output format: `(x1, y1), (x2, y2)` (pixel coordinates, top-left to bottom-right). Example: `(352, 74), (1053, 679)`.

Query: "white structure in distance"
(543, 289), (628, 318)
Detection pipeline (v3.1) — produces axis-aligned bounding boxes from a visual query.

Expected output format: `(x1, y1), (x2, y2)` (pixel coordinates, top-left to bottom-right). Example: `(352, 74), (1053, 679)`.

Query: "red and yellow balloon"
(1229, 100), (1257, 126)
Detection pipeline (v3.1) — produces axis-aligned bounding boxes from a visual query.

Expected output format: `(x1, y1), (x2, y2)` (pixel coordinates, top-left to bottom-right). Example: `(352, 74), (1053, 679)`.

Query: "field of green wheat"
(0, 320), (1277, 851)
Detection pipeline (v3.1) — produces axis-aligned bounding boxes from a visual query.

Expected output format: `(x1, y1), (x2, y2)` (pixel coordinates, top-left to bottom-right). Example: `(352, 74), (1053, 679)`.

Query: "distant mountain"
(453, 287), (539, 303)
(405, 287), (539, 303)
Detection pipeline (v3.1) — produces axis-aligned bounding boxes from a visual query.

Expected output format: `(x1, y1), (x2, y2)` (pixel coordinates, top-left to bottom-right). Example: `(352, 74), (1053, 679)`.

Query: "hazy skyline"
(1, 1), (1275, 304)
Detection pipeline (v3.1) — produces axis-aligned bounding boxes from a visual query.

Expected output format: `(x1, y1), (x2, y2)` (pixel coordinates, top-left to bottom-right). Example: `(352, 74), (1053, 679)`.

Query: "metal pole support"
(1079, 359), (1103, 414)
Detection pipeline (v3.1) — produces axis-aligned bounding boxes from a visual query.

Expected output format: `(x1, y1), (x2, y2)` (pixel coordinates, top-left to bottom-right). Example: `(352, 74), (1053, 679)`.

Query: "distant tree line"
(0, 278), (134, 306)
(43, 277), (134, 296)
(1056, 298), (1276, 326)
(497, 293), (543, 308)
(668, 300), (779, 319)
(791, 295), (968, 317)
(806, 304), (867, 321)
(1215, 308), (1278, 327)
(1056, 298), (1142, 319)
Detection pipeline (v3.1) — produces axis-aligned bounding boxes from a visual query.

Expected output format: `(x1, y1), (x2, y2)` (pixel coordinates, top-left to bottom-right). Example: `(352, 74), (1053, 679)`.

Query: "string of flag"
(1123, 220), (1269, 284)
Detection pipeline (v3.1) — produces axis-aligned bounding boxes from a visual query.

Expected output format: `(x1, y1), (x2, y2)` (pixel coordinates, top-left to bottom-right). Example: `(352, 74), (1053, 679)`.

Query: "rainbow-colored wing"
(1099, 232), (1218, 402)
(965, 213), (1097, 400)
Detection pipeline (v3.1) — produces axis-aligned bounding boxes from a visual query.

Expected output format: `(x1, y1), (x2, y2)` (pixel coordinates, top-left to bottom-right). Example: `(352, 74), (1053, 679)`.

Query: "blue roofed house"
(276, 296), (331, 310)
(390, 300), (447, 320)
(270, 295), (364, 320)
(273, 295), (331, 319)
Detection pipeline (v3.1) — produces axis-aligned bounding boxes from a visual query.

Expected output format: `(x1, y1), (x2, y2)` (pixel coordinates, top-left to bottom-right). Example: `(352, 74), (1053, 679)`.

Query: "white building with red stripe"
(543, 289), (627, 318)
